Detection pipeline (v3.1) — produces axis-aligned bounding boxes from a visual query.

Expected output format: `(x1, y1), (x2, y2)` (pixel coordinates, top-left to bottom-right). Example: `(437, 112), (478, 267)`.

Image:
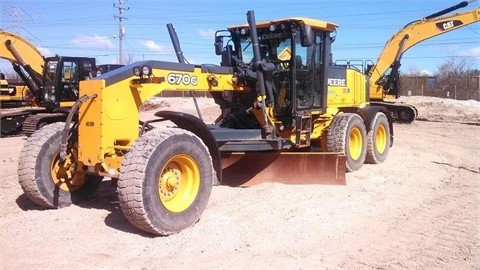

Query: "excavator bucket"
(220, 152), (346, 187)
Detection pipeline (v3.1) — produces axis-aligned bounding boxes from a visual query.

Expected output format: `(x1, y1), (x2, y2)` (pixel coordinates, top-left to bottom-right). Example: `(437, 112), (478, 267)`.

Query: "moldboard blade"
(220, 152), (346, 186)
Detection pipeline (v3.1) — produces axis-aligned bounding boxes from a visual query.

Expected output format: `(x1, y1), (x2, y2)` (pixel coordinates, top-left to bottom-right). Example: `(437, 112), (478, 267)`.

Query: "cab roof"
(227, 17), (339, 32)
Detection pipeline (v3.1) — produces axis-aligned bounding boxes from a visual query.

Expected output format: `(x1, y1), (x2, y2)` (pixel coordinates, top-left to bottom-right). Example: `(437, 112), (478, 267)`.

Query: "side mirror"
(214, 36), (223, 56)
(300, 25), (314, 47)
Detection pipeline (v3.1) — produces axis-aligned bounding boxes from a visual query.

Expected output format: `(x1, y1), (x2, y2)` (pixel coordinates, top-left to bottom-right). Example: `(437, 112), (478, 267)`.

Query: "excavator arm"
(0, 30), (45, 96)
(368, 2), (480, 100)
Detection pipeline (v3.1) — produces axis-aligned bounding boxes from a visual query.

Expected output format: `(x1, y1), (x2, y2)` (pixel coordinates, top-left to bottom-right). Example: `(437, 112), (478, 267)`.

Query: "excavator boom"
(0, 30), (45, 94)
(369, 3), (480, 100)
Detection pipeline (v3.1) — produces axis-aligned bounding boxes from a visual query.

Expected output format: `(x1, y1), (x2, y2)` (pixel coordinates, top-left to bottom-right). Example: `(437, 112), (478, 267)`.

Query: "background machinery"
(365, 1), (480, 123)
(0, 72), (32, 108)
(0, 30), (122, 135)
(18, 11), (393, 235)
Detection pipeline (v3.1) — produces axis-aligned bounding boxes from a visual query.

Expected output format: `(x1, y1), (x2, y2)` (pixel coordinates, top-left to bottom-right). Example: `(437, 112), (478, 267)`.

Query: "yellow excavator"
(0, 30), (121, 136)
(0, 72), (33, 108)
(18, 11), (394, 235)
(366, 1), (480, 122)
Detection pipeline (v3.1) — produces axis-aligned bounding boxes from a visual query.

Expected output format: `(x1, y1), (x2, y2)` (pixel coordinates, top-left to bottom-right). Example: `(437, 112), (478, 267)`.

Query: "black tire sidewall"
(142, 133), (213, 233)
(35, 130), (102, 208)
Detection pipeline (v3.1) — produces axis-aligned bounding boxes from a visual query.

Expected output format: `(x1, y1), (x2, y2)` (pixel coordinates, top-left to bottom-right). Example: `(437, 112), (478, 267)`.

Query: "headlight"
(142, 65), (152, 76)
(269, 24), (276, 31)
(133, 66), (141, 76)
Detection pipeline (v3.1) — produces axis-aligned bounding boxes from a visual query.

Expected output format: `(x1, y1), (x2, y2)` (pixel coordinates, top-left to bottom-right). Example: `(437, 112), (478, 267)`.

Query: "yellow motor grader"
(17, 11), (393, 235)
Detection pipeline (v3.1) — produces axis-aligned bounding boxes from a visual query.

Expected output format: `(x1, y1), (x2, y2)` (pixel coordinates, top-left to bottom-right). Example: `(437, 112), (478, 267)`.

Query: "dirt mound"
(397, 96), (480, 123)
(143, 96), (480, 123)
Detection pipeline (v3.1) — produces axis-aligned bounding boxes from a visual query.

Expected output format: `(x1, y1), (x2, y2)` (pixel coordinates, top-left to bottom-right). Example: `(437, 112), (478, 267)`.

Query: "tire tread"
(17, 122), (65, 208)
(117, 128), (212, 235)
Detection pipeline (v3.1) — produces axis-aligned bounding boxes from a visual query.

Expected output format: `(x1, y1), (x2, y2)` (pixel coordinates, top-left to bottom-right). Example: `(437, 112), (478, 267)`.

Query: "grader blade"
(220, 152), (346, 187)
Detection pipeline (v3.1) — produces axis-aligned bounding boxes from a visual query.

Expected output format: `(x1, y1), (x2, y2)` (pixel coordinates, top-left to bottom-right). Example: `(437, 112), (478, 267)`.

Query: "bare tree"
(123, 53), (137, 65)
(400, 57), (480, 100)
(435, 57), (479, 100)
(437, 57), (478, 76)
(1, 69), (23, 84)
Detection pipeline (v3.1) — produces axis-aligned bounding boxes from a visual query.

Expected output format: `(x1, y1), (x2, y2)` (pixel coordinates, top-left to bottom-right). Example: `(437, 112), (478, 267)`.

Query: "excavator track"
(371, 101), (418, 124)
(0, 108), (43, 136)
(22, 113), (67, 137)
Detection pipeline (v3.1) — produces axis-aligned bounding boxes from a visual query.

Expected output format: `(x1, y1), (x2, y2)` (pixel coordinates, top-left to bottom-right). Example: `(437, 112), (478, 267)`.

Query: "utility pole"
(114, 0), (129, 64)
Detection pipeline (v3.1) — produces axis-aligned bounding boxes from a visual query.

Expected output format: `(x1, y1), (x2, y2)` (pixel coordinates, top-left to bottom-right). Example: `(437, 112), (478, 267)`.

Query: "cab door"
(294, 30), (329, 113)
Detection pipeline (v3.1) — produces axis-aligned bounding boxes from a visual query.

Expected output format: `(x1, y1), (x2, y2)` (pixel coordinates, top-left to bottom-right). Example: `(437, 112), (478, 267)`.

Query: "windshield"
(236, 27), (327, 112)
(239, 30), (293, 64)
(44, 60), (58, 84)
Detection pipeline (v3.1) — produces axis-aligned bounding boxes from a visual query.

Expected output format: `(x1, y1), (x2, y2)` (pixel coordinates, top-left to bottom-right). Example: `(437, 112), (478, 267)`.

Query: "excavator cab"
(41, 56), (96, 109)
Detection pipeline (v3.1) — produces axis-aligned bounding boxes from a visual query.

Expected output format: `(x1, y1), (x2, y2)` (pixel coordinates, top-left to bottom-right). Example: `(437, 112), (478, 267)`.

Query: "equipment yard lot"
(1, 96), (479, 269)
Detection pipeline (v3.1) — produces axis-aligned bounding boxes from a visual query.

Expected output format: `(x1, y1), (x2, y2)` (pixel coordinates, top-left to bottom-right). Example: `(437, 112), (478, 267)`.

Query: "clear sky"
(1, 0), (479, 76)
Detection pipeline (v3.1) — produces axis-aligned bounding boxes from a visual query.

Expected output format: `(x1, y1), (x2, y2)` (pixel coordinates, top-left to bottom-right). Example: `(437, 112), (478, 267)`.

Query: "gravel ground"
(1, 96), (479, 269)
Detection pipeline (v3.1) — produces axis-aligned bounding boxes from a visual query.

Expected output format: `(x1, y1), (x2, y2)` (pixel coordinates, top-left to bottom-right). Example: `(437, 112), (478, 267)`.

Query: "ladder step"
(295, 111), (312, 148)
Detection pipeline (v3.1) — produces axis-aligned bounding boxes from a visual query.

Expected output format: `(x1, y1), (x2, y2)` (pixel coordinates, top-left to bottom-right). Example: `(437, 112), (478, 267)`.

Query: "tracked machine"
(0, 72), (32, 108)
(18, 11), (393, 235)
(0, 30), (123, 136)
(365, 1), (480, 123)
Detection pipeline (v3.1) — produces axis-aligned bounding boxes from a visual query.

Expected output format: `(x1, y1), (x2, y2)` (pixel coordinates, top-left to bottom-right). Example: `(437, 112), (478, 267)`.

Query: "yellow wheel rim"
(51, 149), (85, 192)
(375, 124), (387, 154)
(349, 127), (363, 160)
(158, 154), (200, 213)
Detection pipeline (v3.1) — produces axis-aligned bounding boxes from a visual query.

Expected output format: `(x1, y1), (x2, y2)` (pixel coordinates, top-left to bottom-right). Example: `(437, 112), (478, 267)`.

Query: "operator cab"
(214, 18), (338, 129)
(42, 56), (96, 108)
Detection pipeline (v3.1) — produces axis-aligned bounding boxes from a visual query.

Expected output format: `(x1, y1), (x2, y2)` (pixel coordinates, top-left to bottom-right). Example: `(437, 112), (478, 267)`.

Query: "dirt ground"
(1, 96), (479, 269)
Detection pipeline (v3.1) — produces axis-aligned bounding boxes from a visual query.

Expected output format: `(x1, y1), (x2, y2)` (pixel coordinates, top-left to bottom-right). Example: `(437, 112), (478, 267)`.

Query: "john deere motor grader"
(18, 11), (393, 235)
(366, 1), (480, 123)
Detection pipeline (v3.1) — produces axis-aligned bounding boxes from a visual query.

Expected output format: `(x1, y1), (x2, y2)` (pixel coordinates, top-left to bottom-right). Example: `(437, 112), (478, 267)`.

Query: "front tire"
(117, 128), (214, 236)
(17, 122), (103, 208)
(327, 113), (367, 172)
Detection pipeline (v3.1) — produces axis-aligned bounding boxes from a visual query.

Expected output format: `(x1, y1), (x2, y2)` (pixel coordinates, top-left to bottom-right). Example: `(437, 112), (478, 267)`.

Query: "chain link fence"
(400, 76), (480, 101)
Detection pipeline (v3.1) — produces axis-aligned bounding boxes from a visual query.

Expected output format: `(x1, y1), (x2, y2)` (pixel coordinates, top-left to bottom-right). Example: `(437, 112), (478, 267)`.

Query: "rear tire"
(17, 122), (103, 208)
(327, 113), (367, 172)
(117, 128), (214, 235)
(366, 112), (390, 164)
